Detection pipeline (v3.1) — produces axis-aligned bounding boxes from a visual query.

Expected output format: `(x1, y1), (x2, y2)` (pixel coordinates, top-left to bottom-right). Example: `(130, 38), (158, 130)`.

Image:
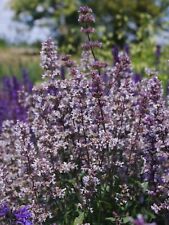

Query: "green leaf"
(122, 216), (131, 224)
(105, 217), (116, 222)
(73, 212), (85, 225)
(141, 182), (149, 192)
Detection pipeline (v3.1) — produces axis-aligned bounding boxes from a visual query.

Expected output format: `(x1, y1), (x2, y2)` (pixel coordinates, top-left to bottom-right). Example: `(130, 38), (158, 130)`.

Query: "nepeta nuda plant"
(0, 6), (169, 225)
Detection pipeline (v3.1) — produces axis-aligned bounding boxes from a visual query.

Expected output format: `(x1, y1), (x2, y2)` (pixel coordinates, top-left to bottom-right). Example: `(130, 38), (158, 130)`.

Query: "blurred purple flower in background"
(133, 73), (142, 83)
(0, 69), (32, 130)
(155, 44), (161, 65)
(133, 215), (156, 225)
(112, 45), (120, 64)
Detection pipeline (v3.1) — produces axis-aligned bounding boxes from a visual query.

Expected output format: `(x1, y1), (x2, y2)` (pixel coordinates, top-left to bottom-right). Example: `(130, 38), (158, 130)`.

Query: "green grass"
(0, 46), (42, 83)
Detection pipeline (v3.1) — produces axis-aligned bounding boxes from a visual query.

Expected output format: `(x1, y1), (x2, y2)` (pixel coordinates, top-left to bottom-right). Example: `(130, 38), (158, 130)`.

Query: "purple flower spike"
(124, 44), (130, 56)
(133, 73), (141, 83)
(0, 72), (32, 131)
(0, 203), (10, 217)
(14, 206), (33, 225)
(0, 204), (33, 225)
(155, 44), (161, 65)
(112, 45), (119, 64)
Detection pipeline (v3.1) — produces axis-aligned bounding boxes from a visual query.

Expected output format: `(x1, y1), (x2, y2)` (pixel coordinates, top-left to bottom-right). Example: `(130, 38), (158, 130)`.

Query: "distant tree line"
(10, 0), (169, 50)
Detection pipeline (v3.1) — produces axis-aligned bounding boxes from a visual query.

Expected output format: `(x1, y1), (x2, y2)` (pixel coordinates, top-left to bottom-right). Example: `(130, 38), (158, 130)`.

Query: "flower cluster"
(0, 203), (33, 225)
(0, 6), (169, 225)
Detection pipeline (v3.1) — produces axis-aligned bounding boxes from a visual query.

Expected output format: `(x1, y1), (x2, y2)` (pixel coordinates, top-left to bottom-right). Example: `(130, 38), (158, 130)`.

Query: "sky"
(0, 0), (50, 44)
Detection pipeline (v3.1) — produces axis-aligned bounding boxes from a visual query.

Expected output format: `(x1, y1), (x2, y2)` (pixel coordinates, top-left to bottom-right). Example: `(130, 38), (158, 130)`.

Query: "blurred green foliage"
(0, 47), (41, 83)
(131, 40), (169, 92)
(0, 39), (8, 48)
(10, 0), (169, 50)
(1, 0), (169, 86)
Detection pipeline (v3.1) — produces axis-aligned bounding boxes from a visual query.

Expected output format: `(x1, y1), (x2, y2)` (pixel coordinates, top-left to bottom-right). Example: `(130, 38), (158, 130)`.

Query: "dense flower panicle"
(78, 6), (93, 14)
(78, 6), (95, 24)
(40, 38), (61, 79)
(112, 45), (141, 83)
(91, 61), (107, 69)
(61, 54), (75, 68)
(0, 5), (169, 224)
(78, 14), (95, 24)
(80, 27), (95, 34)
(82, 41), (102, 51)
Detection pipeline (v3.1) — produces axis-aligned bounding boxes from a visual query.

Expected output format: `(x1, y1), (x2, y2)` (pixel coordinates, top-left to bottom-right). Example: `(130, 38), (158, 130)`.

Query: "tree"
(10, 0), (169, 49)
